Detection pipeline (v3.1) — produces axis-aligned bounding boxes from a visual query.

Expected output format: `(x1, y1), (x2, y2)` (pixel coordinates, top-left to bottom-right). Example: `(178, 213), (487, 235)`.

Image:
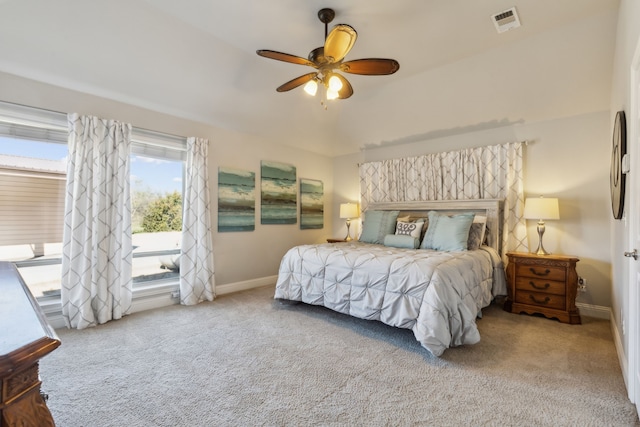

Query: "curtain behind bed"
(359, 141), (527, 260)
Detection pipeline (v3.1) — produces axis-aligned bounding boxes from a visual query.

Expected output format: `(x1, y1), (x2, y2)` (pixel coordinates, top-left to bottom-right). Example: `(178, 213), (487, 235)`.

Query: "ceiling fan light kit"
(256, 7), (399, 104)
(303, 79), (318, 96)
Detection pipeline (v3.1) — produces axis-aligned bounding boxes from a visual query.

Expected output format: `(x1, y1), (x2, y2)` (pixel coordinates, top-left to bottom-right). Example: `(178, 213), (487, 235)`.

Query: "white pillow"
(395, 219), (425, 239)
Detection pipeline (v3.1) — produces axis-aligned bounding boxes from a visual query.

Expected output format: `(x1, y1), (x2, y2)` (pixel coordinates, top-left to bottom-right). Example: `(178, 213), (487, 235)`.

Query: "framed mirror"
(610, 110), (627, 220)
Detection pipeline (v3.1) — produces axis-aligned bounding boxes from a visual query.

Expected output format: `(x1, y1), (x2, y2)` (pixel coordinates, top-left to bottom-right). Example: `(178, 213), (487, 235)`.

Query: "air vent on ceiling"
(492, 7), (521, 33)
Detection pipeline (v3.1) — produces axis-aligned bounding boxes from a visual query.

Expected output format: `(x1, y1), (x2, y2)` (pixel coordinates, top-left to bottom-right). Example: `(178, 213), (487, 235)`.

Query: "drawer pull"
(529, 267), (551, 277)
(529, 281), (550, 291)
(529, 295), (551, 305)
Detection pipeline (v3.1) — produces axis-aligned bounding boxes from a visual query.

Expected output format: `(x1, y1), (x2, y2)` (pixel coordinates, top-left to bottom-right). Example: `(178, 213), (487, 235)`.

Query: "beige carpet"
(40, 285), (639, 426)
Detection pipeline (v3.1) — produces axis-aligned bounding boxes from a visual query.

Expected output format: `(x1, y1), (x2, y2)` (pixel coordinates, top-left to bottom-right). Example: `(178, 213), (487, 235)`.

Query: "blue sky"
(0, 137), (182, 194)
(130, 155), (183, 194)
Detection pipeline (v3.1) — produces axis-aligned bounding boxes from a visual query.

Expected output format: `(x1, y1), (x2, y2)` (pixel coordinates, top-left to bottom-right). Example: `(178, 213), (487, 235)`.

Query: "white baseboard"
(45, 276), (278, 330)
(130, 285), (180, 314)
(610, 309), (629, 390)
(576, 302), (611, 320)
(45, 313), (67, 330)
(40, 300), (66, 329)
(215, 275), (277, 296)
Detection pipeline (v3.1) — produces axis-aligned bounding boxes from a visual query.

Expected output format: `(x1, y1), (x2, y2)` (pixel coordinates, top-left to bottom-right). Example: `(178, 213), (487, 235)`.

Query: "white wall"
(609, 0), (640, 365)
(331, 152), (363, 240)
(0, 71), (334, 287)
(333, 110), (613, 311)
(336, 6), (617, 155)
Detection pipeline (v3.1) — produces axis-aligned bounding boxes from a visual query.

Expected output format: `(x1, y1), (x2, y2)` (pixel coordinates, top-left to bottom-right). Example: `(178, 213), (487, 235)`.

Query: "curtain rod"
(356, 140), (529, 167)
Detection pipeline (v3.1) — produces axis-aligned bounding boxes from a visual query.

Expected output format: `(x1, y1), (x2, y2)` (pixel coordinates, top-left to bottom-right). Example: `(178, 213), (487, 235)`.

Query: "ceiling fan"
(256, 8), (400, 101)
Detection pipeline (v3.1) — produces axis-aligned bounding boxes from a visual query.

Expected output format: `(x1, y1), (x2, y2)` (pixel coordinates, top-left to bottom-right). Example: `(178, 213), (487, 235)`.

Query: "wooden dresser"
(504, 252), (581, 324)
(0, 262), (60, 427)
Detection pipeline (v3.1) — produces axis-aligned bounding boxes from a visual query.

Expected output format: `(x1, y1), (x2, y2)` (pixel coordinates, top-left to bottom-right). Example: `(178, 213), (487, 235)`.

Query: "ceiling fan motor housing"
(318, 8), (335, 24)
(308, 47), (327, 64)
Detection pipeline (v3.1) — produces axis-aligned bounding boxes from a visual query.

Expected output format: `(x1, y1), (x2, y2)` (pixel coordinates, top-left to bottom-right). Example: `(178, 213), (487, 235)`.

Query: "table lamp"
(339, 203), (360, 241)
(523, 196), (560, 255)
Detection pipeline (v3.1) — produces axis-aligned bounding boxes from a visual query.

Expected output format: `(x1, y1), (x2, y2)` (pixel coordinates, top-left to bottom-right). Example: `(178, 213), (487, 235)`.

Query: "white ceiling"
(0, 0), (620, 157)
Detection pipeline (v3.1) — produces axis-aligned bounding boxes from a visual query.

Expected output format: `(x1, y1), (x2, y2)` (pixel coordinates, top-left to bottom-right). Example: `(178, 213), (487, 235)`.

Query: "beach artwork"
(218, 167), (255, 232)
(300, 179), (323, 229)
(261, 161), (297, 224)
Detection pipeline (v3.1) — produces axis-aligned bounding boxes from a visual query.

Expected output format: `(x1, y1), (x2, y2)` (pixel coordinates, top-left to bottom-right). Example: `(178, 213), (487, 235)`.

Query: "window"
(0, 101), (186, 298)
(130, 130), (186, 287)
(0, 136), (67, 297)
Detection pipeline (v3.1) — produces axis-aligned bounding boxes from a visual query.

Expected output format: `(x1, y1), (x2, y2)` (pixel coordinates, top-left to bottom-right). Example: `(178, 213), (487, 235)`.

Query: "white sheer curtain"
(61, 113), (133, 329)
(359, 142), (528, 258)
(180, 137), (215, 305)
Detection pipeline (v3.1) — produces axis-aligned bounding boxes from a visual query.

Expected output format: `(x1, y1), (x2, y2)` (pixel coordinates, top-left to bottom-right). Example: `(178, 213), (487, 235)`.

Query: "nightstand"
(327, 238), (347, 243)
(504, 252), (581, 324)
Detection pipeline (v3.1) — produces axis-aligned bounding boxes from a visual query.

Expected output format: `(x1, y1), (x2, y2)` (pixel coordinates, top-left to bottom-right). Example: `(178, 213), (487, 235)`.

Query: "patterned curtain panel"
(61, 113), (133, 329)
(180, 137), (215, 305)
(359, 142), (528, 258)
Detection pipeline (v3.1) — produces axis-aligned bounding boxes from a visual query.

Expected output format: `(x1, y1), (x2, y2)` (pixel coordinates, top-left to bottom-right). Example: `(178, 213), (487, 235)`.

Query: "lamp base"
(344, 220), (352, 241)
(532, 221), (551, 256)
(534, 246), (551, 256)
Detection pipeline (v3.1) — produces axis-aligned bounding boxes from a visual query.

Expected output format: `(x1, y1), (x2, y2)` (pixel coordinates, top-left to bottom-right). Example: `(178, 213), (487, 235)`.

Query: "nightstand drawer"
(515, 277), (566, 295)
(515, 290), (566, 310)
(515, 264), (566, 281)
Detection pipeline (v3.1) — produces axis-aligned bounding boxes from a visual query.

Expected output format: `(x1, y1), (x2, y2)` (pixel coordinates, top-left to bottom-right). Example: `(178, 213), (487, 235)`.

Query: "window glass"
(130, 153), (184, 285)
(0, 136), (67, 297)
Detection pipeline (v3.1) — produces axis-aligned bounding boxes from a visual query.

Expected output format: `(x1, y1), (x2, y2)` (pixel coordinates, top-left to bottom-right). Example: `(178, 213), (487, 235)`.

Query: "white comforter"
(275, 242), (505, 356)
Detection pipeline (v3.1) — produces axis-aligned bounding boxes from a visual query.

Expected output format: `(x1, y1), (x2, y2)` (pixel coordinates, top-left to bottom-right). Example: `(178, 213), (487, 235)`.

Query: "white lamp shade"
(328, 75), (343, 91)
(340, 203), (360, 219)
(303, 79), (318, 96)
(523, 197), (560, 220)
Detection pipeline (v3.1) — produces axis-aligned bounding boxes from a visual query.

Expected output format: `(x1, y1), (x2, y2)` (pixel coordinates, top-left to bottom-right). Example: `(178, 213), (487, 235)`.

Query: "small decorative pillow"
(359, 210), (400, 244)
(395, 219), (425, 240)
(467, 215), (487, 250)
(383, 234), (420, 249)
(420, 211), (475, 251)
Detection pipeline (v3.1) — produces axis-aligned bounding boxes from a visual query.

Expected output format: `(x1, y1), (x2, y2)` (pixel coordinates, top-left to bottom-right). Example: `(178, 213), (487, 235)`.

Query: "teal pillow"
(420, 211), (475, 251)
(383, 234), (420, 249)
(359, 210), (400, 244)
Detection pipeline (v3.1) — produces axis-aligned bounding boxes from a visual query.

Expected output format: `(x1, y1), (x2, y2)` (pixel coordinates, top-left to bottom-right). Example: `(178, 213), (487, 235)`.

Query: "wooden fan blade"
(340, 58), (400, 75)
(334, 74), (354, 99)
(276, 72), (318, 92)
(256, 50), (316, 67)
(324, 24), (357, 63)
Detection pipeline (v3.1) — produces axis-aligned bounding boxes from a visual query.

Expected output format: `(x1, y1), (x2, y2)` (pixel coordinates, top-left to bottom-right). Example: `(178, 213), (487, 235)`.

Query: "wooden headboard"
(366, 199), (504, 254)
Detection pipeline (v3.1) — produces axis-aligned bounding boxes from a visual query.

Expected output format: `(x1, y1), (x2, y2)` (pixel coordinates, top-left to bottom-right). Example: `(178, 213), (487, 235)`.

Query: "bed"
(275, 199), (507, 356)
